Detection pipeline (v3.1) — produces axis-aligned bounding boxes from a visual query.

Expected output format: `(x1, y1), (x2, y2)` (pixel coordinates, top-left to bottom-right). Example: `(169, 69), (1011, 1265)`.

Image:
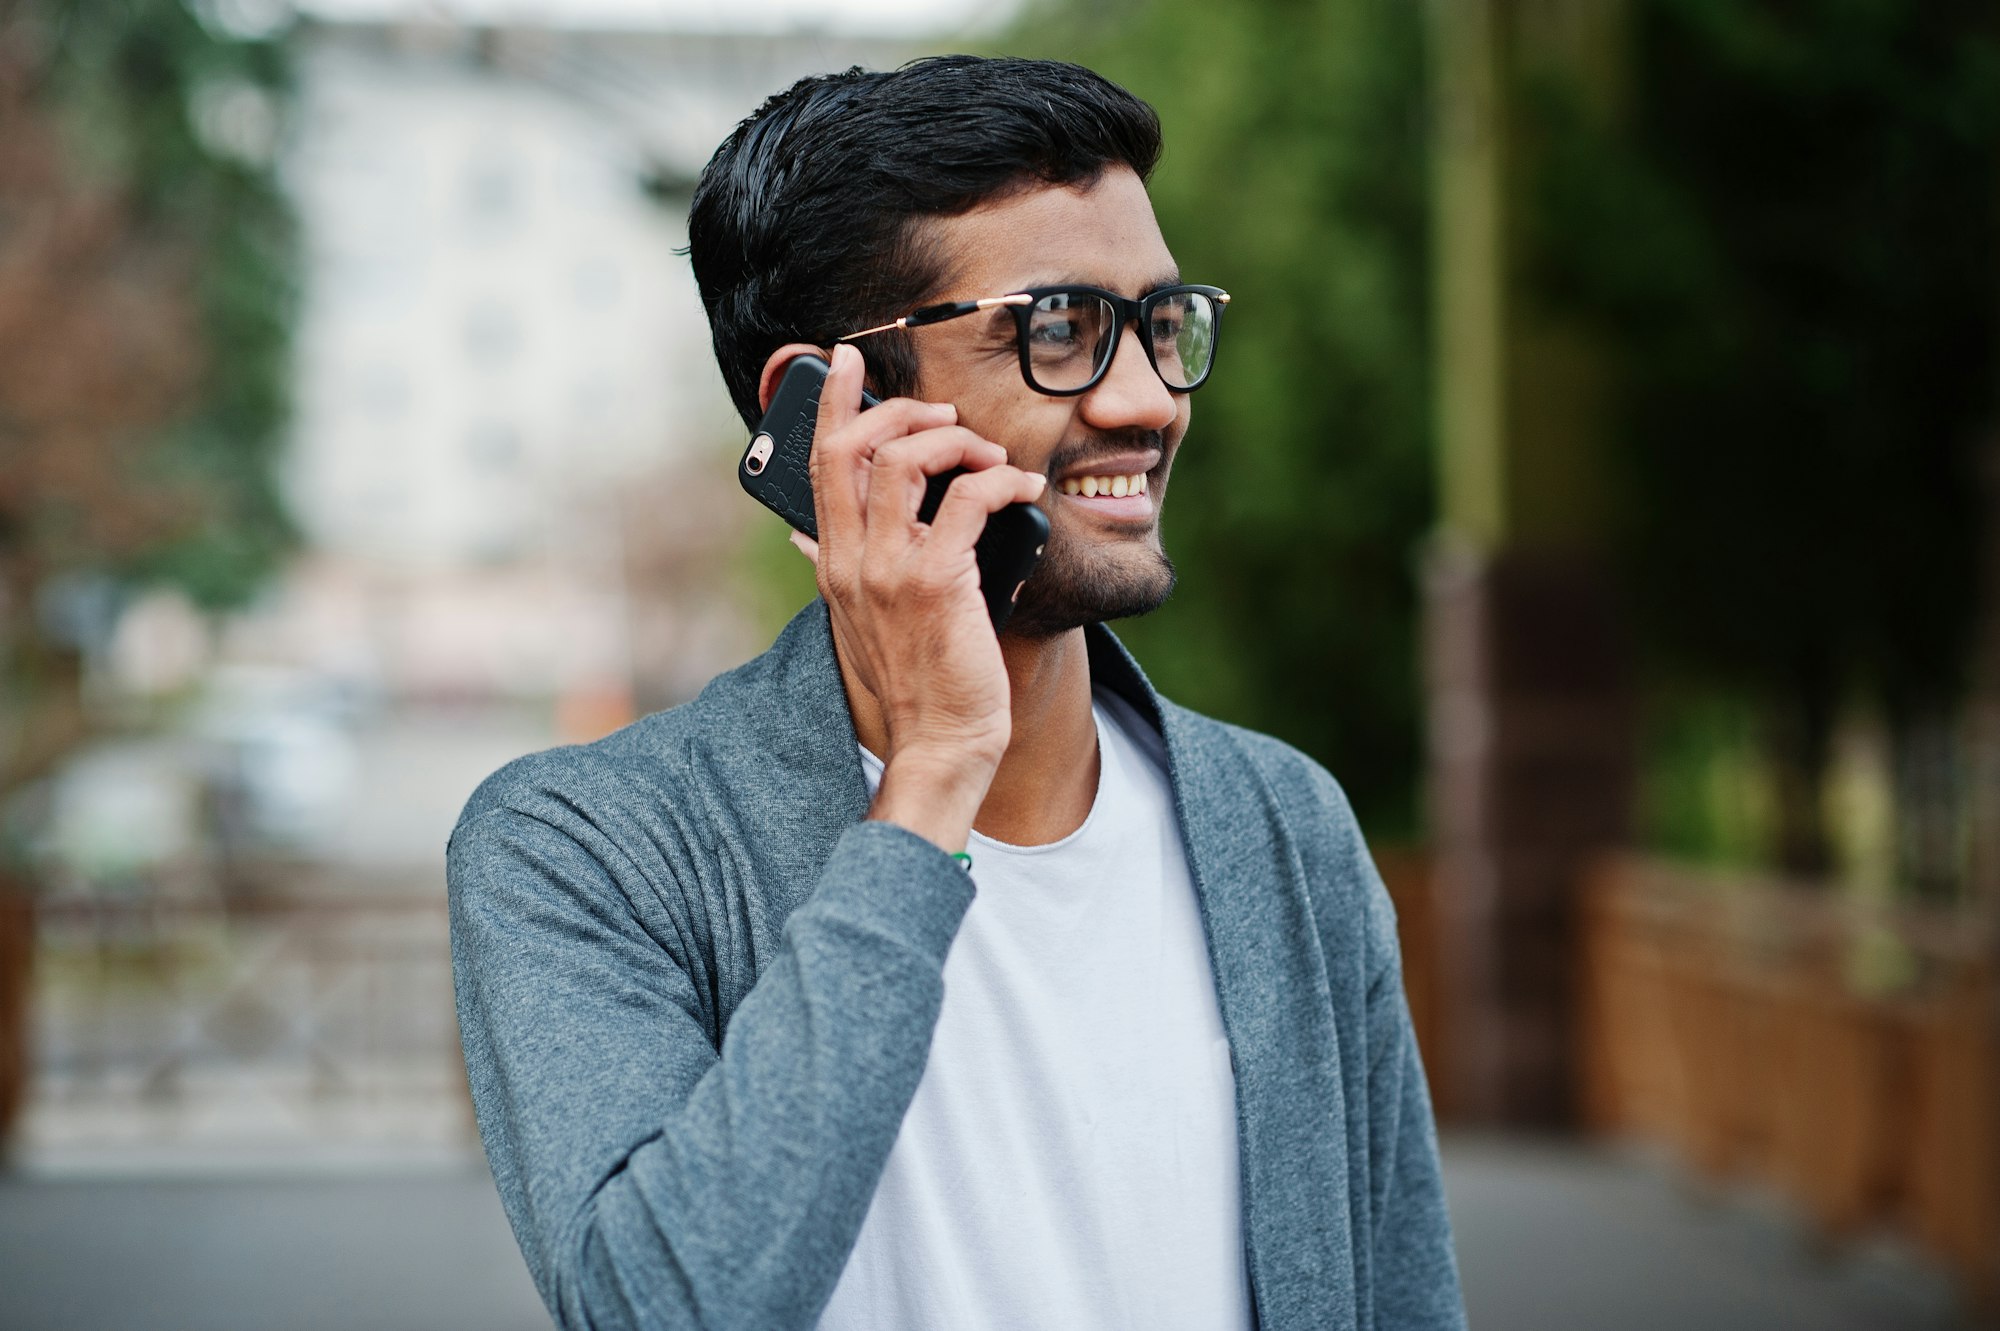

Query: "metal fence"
(16, 890), (472, 1167)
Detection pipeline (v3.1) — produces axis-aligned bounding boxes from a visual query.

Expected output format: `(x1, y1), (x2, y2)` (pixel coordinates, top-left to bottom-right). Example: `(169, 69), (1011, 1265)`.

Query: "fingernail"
(1033, 474), (1048, 496)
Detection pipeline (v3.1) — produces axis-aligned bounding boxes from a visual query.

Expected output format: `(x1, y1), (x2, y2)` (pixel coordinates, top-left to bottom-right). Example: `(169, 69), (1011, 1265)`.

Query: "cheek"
(961, 398), (1074, 473)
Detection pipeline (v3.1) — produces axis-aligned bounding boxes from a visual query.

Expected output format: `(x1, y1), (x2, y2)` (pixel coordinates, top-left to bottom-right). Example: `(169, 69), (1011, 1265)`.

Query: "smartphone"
(739, 354), (1049, 630)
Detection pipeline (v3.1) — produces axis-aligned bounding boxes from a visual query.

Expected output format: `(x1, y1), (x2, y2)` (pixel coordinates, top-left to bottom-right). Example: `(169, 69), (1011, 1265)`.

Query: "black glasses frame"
(839, 283), (1231, 397)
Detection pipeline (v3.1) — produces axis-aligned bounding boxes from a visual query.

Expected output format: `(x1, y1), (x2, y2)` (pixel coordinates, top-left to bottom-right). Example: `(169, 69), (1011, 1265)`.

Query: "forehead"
(923, 166), (1176, 298)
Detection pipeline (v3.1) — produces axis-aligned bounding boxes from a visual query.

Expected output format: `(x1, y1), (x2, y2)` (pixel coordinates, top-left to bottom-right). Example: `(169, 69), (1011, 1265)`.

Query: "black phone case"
(739, 355), (1049, 630)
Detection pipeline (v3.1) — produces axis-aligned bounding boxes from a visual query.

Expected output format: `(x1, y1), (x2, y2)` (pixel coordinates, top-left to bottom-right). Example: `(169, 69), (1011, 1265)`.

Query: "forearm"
(451, 813), (974, 1331)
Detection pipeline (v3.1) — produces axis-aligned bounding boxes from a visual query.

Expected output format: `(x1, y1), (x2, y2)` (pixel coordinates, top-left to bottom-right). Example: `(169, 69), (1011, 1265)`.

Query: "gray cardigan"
(448, 600), (1465, 1331)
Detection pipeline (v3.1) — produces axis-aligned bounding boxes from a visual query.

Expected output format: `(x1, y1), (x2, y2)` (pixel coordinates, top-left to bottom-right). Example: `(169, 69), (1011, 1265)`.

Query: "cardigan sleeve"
(448, 804), (973, 1331)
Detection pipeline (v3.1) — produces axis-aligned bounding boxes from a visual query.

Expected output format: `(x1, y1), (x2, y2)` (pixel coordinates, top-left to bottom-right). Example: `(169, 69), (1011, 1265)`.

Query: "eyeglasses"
(838, 283), (1230, 397)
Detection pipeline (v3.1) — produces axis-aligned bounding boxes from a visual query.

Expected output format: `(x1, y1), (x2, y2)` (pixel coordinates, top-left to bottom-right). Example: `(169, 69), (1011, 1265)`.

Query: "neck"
(842, 626), (1101, 847)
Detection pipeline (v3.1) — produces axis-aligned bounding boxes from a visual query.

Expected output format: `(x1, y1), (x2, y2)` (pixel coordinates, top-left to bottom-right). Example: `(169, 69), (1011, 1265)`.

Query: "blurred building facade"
(254, 17), (906, 717)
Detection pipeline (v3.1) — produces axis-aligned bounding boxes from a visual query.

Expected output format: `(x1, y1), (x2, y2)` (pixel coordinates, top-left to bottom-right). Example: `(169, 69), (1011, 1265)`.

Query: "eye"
(1029, 314), (1087, 352)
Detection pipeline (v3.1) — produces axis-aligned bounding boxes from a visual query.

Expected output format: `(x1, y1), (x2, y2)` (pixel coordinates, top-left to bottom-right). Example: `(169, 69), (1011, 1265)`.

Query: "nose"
(1079, 320), (1180, 434)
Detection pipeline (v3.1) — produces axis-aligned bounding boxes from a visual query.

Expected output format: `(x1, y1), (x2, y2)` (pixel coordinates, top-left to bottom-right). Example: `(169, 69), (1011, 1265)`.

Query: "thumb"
(813, 343), (867, 441)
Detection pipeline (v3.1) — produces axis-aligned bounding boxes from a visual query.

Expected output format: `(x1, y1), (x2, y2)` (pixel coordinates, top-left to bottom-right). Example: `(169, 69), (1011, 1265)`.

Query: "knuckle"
(856, 560), (894, 596)
(870, 442), (914, 476)
(905, 556), (950, 591)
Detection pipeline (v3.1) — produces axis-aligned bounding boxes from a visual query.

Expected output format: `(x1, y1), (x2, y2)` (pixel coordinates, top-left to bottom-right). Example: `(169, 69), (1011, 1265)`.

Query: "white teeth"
(1063, 472), (1149, 499)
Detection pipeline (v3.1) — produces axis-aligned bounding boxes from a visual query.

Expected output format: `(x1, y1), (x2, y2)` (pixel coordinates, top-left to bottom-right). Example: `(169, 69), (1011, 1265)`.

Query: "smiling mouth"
(1057, 471), (1149, 498)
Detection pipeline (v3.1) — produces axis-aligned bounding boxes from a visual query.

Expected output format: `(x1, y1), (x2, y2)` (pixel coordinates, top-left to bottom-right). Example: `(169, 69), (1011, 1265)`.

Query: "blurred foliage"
(0, 0), (295, 790)
(1009, 0), (1433, 837)
(1637, 689), (1776, 871)
(1526, 0), (2000, 876)
(20, 0), (298, 607)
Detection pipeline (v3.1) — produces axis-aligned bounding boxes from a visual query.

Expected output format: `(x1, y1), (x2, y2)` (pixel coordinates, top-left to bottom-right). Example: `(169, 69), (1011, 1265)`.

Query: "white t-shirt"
(816, 687), (1251, 1331)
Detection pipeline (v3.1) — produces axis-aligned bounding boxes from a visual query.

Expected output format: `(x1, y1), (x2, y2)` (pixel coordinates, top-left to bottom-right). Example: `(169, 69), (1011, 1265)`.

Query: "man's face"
(903, 167), (1189, 638)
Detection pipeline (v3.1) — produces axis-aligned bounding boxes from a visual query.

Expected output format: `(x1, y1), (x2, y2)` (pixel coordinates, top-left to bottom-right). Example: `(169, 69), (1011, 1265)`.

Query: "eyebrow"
(1007, 271), (1184, 296)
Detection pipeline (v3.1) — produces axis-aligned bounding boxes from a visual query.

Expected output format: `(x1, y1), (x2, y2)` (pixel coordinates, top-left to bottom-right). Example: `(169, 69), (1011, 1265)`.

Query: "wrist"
(867, 747), (997, 854)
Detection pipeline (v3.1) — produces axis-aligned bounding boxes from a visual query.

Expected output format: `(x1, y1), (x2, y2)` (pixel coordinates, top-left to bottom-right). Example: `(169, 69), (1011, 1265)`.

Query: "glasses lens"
(1025, 291), (1116, 392)
(1148, 291), (1217, 389)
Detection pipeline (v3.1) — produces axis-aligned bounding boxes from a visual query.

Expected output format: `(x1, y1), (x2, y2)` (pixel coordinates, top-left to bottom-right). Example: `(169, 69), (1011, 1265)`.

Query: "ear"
(757, 342), (835, 414)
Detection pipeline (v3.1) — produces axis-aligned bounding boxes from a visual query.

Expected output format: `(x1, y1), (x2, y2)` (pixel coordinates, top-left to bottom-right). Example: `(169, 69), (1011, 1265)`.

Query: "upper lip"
(1055, 450), (1162, 483)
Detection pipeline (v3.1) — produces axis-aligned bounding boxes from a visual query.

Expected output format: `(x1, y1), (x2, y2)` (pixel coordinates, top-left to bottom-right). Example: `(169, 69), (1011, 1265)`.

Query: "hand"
(801, 345), (1045, 848)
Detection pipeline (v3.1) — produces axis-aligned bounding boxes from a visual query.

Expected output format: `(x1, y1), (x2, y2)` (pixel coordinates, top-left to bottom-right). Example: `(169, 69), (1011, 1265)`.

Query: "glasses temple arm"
(836, 319), (905, 343)
(837, 293), (1034, 343)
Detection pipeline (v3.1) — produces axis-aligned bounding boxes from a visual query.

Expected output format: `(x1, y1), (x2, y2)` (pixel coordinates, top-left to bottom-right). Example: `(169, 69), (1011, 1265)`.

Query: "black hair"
(687, 55), (1163, 428)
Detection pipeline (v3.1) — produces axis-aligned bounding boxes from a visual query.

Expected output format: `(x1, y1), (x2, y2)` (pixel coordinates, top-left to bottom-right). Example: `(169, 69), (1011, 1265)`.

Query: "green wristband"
(950, 851), (974, 872)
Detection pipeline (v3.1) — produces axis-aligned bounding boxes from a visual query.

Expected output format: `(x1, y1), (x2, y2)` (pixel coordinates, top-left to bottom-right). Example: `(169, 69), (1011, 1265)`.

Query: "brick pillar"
(1427, 0), (1637, 1126)
(1424, 541), (1632, 1125)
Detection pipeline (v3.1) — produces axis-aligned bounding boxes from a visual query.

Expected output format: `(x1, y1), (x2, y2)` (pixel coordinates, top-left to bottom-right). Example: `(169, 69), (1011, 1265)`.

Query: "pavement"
(0, 1162), (548, 1331)
(1444, 1134), (1969, 1331)
(0, 1134), (1974, 1331)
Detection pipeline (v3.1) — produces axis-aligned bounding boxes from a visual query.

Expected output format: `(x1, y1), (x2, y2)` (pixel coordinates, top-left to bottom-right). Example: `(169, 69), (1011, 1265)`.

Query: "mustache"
(1041, 428), (1169, 479)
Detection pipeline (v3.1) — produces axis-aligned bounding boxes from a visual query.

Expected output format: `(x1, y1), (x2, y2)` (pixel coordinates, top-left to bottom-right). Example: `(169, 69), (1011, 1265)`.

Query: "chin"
(999, 538), (1177, 639)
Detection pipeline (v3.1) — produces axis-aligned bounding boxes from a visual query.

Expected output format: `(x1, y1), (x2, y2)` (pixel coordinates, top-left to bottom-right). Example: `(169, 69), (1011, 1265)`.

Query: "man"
(449, 55), (1464, 1331)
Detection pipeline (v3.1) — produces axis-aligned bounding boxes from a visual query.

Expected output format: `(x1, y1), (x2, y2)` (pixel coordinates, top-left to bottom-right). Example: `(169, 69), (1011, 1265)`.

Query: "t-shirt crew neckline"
(854, 696), (1109, 856)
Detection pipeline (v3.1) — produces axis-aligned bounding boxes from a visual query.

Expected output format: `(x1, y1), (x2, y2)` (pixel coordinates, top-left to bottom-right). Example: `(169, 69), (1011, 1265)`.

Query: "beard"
(995, 426), (1180, 639)
(998, 510), (1177, 640)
